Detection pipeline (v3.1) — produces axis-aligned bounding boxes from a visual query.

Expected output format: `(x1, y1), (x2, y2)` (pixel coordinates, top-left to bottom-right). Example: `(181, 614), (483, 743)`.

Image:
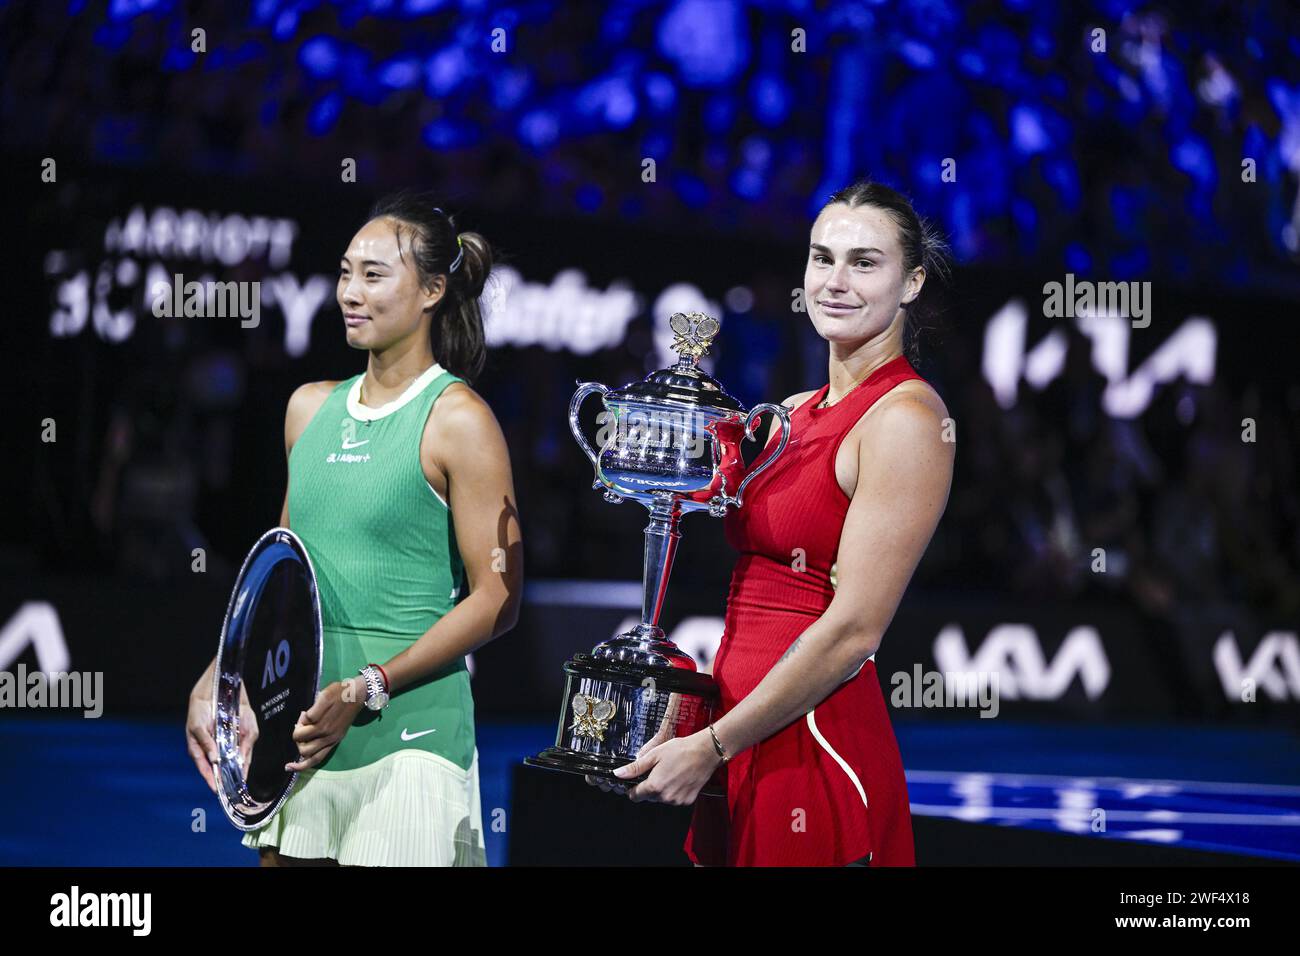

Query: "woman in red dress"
(607, 181), (954, 866)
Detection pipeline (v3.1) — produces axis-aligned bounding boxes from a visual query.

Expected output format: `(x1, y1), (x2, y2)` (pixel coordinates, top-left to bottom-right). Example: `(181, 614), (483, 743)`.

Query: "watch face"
(367, 692), (390, 711)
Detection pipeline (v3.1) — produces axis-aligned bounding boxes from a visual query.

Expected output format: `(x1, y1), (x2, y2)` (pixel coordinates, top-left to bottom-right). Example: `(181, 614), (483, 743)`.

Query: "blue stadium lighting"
(209, 41), (267, 71)
(517, 110), (560, 150)
(731, 167), (763, 200)
(656, 0), (748, 87)
(1110, 246), (1150, 281)
(273, 9), (301, 41)
(339, 51), (378, 100)
(948, 192), (975, 259)
(1097, 0), (1144, 19)
(674, 172), (709, 208)
(751, 74), (789, 126)
(899, 40), (936, 70)
(600, 4), (637, 45)
(108, 0), (166, 20)
(424, 46), (472, 97)
(377, 56), (421, 90)
(703, 94), (735, 134)
(1029, 28), (1054, 59)
(642, 130), (672, 157)
(299, 35), (342, 79)
(575, 76), (638, 128)
(490, 68), (531, 111)
(958, 50), (985, 77)
(161, 45), (197, 71)
(1044, 156), (1081, 209)
(1011, 104), (1050, 155)
(1065, 242), (1092, 273)
(822, 53), (867, 190)
(422, 119), (482, 149)
(740, 136), (771, 169)
(403, 0), (451, 15)
(1012, 197), (1037, 238)
(93, 22), (131, 49)
(335, 0), (396, 28)
(1110, 186), (1139, 235)
(1171, 135), (1215, 187)
(977, 25), (1021, 89)
(308, 92), (343, 135)
(26, 0), (1300, 285)
(643, 74), (677, 113)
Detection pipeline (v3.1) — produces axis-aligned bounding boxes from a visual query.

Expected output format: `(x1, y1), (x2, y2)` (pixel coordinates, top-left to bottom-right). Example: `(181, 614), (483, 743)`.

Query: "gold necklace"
(817, 379), (862, 409)
(818, 357), (896, 408)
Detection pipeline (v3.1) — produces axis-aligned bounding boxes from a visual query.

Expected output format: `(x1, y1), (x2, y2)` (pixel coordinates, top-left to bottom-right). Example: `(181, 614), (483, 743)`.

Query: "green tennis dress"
(241, 362), (486, 866)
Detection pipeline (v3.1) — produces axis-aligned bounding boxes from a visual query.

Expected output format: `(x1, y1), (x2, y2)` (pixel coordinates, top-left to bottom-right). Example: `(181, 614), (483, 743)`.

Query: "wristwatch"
(358, 664), (390, 711)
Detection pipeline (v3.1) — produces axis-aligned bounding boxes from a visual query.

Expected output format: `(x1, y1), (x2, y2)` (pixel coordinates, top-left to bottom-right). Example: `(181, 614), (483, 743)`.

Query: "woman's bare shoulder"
(781, 389), (820, 410)
(288, 380), (340, 416)
(855, 378), (952, 456)
(428, 380), (496, 429)
(419, 380), (513, 496)
(842, 379), (950, 465)
(763, 390), (818, 443)
(876, 377), (948, 420)
(422, 381), (506, 459)
(285, 380), (341, 447)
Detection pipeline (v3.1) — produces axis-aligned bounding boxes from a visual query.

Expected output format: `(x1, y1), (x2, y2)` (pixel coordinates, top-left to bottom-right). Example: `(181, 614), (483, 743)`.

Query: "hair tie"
(430, 207), (464, 274)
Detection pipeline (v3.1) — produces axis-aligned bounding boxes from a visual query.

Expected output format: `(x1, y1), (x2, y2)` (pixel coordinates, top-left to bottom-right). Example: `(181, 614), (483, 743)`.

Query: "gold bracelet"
(708, 724), (731, 763)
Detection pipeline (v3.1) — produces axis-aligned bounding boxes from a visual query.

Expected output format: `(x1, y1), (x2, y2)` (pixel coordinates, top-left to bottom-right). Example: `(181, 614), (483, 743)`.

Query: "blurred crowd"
(7, 0), (1300, 632)
(2, 1), (1298, 283)
(927, 329), (1300, 625)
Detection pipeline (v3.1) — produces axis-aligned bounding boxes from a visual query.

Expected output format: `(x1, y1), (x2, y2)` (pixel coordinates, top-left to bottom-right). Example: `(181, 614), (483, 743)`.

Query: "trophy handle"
(733, 402), (791, 508)
(569, 380), (610, 486)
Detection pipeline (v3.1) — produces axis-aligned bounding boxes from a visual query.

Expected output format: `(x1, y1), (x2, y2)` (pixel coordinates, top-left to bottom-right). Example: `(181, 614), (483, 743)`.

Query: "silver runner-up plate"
(212, 527), (323, 831)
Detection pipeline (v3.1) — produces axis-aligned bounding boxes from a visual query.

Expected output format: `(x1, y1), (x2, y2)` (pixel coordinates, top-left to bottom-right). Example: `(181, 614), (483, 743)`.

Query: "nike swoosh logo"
(341, 438), (370, 449)
(401, 728), (436, 740)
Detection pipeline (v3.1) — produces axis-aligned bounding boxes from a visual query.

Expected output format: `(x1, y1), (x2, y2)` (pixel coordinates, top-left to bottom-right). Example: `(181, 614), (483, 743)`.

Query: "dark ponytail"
(822, 180), (951, 364)
(366, 189), (494, 384)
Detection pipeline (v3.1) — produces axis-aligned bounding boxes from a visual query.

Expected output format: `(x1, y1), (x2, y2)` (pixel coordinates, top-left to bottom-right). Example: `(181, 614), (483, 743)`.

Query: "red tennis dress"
(684, 354), (923, 867)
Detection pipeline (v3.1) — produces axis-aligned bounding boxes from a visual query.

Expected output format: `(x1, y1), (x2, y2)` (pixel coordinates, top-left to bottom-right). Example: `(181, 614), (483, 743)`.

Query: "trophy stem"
(641, 494), (681, 629)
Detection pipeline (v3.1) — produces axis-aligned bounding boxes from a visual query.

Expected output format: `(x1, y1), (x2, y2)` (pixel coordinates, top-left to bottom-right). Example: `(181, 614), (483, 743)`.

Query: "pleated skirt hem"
(241, 748), (487, 867)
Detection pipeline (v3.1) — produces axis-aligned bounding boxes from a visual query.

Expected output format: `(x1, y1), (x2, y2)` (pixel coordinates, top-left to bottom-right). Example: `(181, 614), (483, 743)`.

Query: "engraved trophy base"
(525, 642), (725, 798)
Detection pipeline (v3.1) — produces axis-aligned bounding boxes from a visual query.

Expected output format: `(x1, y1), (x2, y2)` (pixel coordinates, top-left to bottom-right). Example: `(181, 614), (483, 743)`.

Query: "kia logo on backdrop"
(932, 624), (1112, 701)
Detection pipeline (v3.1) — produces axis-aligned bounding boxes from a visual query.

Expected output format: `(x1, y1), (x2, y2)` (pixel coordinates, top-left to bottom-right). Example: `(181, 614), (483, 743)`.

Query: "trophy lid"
(604, 312), (744, 412)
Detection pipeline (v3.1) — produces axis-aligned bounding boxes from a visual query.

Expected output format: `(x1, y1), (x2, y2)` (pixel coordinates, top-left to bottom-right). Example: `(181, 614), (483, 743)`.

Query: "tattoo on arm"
(778, 636), (803, 664)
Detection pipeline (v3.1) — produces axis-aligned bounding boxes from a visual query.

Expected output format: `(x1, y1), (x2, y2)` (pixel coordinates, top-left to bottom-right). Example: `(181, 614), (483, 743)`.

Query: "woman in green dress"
(186, 191), (523, 866)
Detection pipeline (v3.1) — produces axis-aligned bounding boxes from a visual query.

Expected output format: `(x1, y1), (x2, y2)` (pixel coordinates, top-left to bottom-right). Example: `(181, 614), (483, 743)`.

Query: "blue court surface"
(1, 717), (1296, 865)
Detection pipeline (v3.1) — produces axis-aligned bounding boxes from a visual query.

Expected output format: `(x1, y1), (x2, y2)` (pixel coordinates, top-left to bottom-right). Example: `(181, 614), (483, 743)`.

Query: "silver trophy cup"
(525, 312), (791, 790)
